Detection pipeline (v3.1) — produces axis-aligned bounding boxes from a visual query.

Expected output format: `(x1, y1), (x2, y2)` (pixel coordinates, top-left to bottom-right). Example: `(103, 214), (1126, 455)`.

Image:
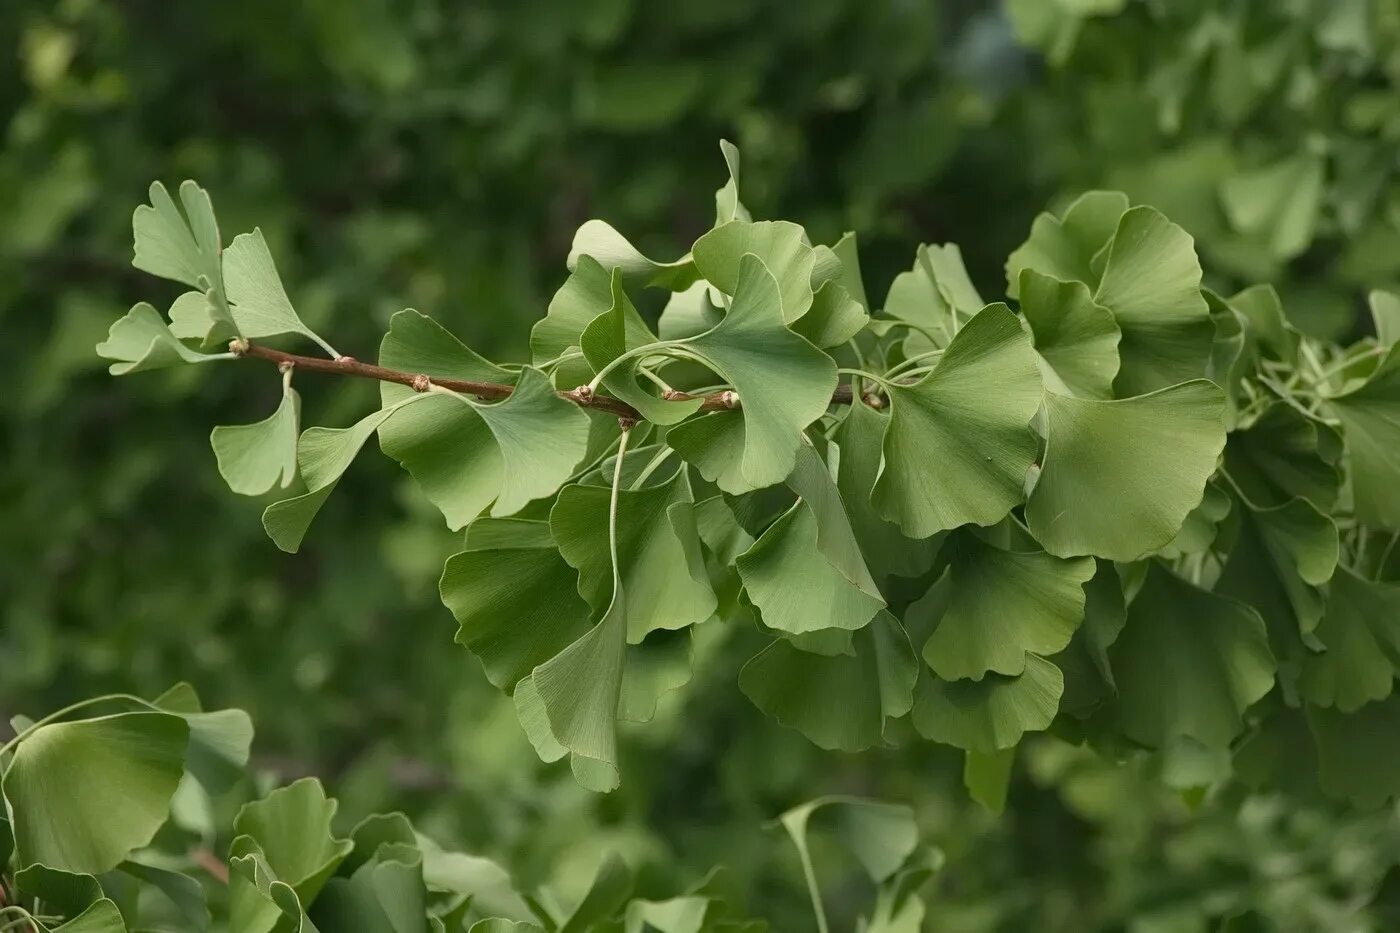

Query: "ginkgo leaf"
(1223, 402), (1342, 510)
(377, 353), (589, 530)
(964, 747), (1015, 815)
(49, 898), (127, 933)
(557, 852), (634, 933)
(657, 281), (724, 341)
(1025, 381), (1226, 560)
(1307, 697), (1400, 808)
(669, 253), (837, 490)
(1106, 564), (1274, 749)
(831, 231), (869, 311)
(211, 380), (300, 496)
(740, 611), (917, 751)
(834, 401), (942, 582)
(568, 219), (697, 290)
(530, 254), (615, 384)
(714, 138), (749, 226)
(1372, 290), (1400, 348)
(550, 471), (716, 642)
(263, 403), (411, 553)
(221, 229), (327, 348)
(439, 522), (591, 691)
(579, 271), (703, 424)
(778, 796), (918, 886)
(793, 278), (869, 348)
(1326, 344), (1400, 528)
(233, 777), (353, 903)
(1157, 481), (1231, 558)
(1053, 560), (1127, 715)
(149, 682), (254, 797)
(692, 220), (815, 323)
(3, 712), (189, 874)
(1092, 206), (1214, 395)
(311, 843), (430, 933)
(1216, 494), (1338, 648)
(881, 243), (983, 355)
(1300, 568), (1400, 712)
(873, 303), (1042, 538)
(1005, 190), (1128, 297)
(1017, 268), (1120, 398)
(131, 179), (236, 339)
(667, 411), (749, 494)
(1228, 284), (1300, 365)
(228, 835), (313, 933)
(1219, 153), (1325, 260)
(737, 444), (884, 636)
(910, 654), (1063, 754)
(13, 865), (102, 918)
(919, 532), (1094, 681)
(96, 303), (228, 375)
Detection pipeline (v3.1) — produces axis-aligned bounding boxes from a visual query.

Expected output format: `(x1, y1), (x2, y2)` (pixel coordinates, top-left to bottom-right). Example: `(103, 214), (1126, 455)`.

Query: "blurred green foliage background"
(5, 0), (1400, 928)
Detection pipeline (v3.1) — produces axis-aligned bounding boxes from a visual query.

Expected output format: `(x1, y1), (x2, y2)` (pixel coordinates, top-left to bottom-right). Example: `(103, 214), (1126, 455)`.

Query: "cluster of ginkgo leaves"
(0, 687), (930, 931)
(94, 142), (1400, 810)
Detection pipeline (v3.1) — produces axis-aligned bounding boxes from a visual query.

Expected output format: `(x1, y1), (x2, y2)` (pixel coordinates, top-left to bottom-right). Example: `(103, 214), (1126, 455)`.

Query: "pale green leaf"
(779, 796), (918, 886)
(1106, 564), (1275, 748)
(3, 712), (188, 874)
(793, 278), (869, 348)
(228, 836), (315, 933)
(531, 255), (615, 371)
(1371, 290), (1400, 348)
(222, 228), (321, 343)
(873, 303), (1042, 537)
(52, 898), (128, 933)
(740, 611), (917, 751)
(568, 220), (697, 290)
(211, 380), (300, 496)
(233, 777), (353, 903)
(1025, 381), (1226, 560)
(692, 220), (815, 323)
(714, 138), (749, 226)
(1220, 154), (1325, 260)
(1005, 190), (1128, 297)
(558, 852), (633, 933)
(96, 302), (227, 375)
(131, 180), (235, 339)
(1093, 206), (1214, 394)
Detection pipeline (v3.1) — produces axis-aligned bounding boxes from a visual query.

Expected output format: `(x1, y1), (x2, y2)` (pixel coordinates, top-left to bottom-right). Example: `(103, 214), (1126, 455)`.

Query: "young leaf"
(778, 797), (919, 887)
(232, 777), (354, 903)
(910, 654), (1063, 753)
(1106, 564), (1275, 749)
(740, 611), (917, 751)
(1025, 381), (1226, 560)
(692, 220), (815, 323)
(3, 712), (189, 874)
(873, 303), (1043, 537)
(1017, 268), (1120, 399)
(222, 228), (331, 349)
(669, 253), (838, 490)
(96, 303), (228, 375)
(228, 835), (313, 933)
(211, 379), (300, 496)
(1005, 190), (1128, 297)
(1092, 206), (1214, 395)
(131, 180), (236, 339)
(918, 533), (1094, 681)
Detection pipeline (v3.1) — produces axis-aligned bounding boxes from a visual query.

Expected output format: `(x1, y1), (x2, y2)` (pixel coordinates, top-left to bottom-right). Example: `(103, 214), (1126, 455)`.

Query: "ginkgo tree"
(91, 144), (1400, 810)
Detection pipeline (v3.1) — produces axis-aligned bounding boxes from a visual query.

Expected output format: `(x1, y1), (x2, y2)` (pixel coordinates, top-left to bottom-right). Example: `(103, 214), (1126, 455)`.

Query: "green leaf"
(311, 843), (429, 933)
(778, 796), (918, 886)
(1053, 560), (1128, 715)
(233, 777), (353, 903)
(834, 401), (942, 582)
(736, 443), (884, 636)
(14, 864), (102, 915)
(96, 302), (228, 375)
(1025, 381), (1226, 560)
(1307, 697), (1400, 808)
(881, 244), (983, 354)
(568, 220), (697, 290)
(530, 254), (614, 374)
(1219, 153), (1325, 260)
(222, 228), (324, 344)
(117, 856), (211, 931)
(669, 254), (837, 491)
(919, 532), (1094, 680)
(551, 471), (715, 642)
(228, 836), (315, 933)
(579, 270), (703, 424)
(3, 712), (188, 874)
(1017, 268), (1120, 398)
(963, 747), (1015, 815)
(740, 611), (917, 751)
(1093, 206), (1214, 395)
(211, 379), (300, 496)
(714, 138), (749, 226)
(793, 278), (869, 349)
(873, 303), (1043, 537)
(1223, 402), (1342, 510)
(1216, 495), (1338, 648)
(262, 404), (409, 553)
(1326, 344), (1400, 528)
(692, 220), (815, 323)
(382, 311), (586, 529)
(440, 526), (591, 692)
(1371, 290), (1400, 348)
(558, 852), (633, 933)
(657, 281), (724, 342)
(131, 180), (235, 339)
(1005, 190), (1128, 297)
(910, 653), (1063, 753)
(52, 899), (128, 933)
(150, 682), (254, 797)
(1106, 564), (1275, 749)
(831, 232), (869, 311)
(1300, 568), (1400, 712)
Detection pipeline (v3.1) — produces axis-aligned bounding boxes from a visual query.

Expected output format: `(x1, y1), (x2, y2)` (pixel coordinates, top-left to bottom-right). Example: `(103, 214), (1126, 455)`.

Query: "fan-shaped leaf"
(96, 303), (228, 375)
(1017, 268), (1120, 398)
(1326, 344), (1400, 528)
(692, 220), (815, 322)
(1005, 190), (1128, 297)
(911, 654), (1063, 753)
(211, 379), (300, 496)
(233, 777), (353, 903)
(569, 220), (697, 290)
(131, 180), (234, 339)
(1300, 568), (1400, 712)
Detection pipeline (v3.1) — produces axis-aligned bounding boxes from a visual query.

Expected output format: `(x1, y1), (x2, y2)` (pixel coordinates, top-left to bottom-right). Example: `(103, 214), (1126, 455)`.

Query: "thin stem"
(306, 330), (341, 360)
(1376, 531), (1400, 580)
(634, 366), (674, 395)
(630, 447), (676, 490)
(610, 428), (631, 572)
(795, 842), (830, 933)
(0, 694), (157, 758)
(885, 346), (945, 378)
(881, 319), (945, 349)
(837, 367), (894, 389)
(586, 341), (686, 394)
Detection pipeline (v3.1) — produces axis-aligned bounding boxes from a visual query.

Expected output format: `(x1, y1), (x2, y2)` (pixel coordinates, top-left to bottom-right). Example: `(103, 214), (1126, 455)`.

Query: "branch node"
(618, 416), (638, 431)
(336, 355), (357, 365)
(228, 337), (250, 356)
(277, 360), (294, 374)
(719, 390), (740, 409)
(572, 384), (595, 403)
(411, 373), (432, 393)
(662, 389), (692, 401)
(861, 391), (886, 410)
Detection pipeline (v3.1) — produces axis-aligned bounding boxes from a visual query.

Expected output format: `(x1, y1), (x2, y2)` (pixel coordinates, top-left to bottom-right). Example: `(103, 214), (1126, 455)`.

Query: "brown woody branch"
(232, 341), (860, 417)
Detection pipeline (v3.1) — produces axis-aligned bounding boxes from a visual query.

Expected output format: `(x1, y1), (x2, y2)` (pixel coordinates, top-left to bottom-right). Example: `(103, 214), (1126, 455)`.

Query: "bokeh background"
(5, 0), (1400, 929)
